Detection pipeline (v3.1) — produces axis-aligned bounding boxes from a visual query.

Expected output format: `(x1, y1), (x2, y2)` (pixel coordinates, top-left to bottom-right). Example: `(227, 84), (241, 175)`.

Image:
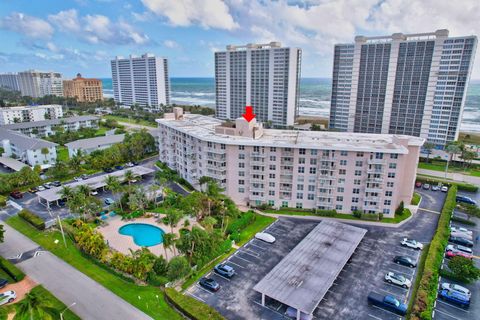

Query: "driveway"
(0, 223), (152, 320)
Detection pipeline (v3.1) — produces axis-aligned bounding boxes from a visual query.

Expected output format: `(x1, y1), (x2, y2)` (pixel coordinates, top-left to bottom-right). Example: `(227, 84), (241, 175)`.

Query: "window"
(270, 155), (276, 161)
(307, 194), (315, 200)
(239, 163), (245, 168)
(308, 185), (315, 192)
(238, 187), (245, 193)
(340, 160), (347, 166)
(352, 197), (359, 203)
(355, 161), (363, 167)
(383, 209), (390, 214)
(239, 171), (245, 177)
(268, 200), (274, 206)
(299, 148), (306, 155)
(282, 201), (288, 208)
(339, 169), (346, 175)
(336, 196), (344, 202)
(351, 206), (358, 211)
(385, 191), (393, 197)
(309, 167), (316, 174)
(384, 200), (391, 205)
(337, 187), (344, 193)
(336, 205), (343, 210)
(269, 190), (275, 196)
(356, 152), (364, 157)
(338, 178), (345, 184)
(298, 167), (305, 173)
(390, 154), (398, 159)
(296, 203), (303, 209)
(269, 182), (275, 187)
(311, 149), (318, 155)
(299, 158), (305, 164)
(375, 153), (383, 159)
(253, 146), (260, 152)
(269, 173), (276, 179)
(239, 154), (245, 159)
(297, 184), (304, 190)
(310, 159), (317, 165)
(389, 163), (397, 169)
(387, 172), (396, 178)
(354, 170), (362, 176)
(270, 147), (276, 152)
(269, 165), (276, 170)
(238, 145), (245, 150)
(340, 151), (348, 156)
(238, 180), (245, 185)
(354, 179), (361, 185)
(387, 182), (394, 188)
(353, 188), (360, 194)
(297, 193), (303, 199)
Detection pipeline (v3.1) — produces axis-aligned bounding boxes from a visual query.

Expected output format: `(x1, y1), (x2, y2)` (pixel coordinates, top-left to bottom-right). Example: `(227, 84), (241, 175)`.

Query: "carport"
(253, 220), (367, 320)
(0, 156), (30, 172)
(36, 166), (155, 208)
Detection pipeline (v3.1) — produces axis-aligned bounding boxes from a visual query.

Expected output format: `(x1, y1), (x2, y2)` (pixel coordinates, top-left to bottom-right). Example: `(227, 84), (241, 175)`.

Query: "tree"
(165, 208), (182, 234)
(166, 256), (190, 281)
(202, 216), (217, 232)
(198, 176), (214, 192)
(59, 186), (74, 202)
(14, 290), (57, 320)
(153, 255), (168, 276)
(162, 233), (176, 259)
(395, 201), (405, 216)
(104, 175), (122, 211)
(460, 204), (480, 221)
(423, 142), (435, 163)
(460, 150), (477, 169)
(447, 256), (480, 283)
(128, 187), (148, 213)
(0, 224), (4, 243)
(123, 170), (135, 185)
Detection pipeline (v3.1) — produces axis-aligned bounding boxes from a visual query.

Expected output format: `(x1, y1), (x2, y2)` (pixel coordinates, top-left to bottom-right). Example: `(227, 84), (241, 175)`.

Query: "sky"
(0, 0), (479, 79)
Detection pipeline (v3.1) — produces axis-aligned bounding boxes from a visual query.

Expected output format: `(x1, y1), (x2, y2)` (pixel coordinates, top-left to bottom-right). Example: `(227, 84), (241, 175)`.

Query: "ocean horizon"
(101, 77), (480, 133)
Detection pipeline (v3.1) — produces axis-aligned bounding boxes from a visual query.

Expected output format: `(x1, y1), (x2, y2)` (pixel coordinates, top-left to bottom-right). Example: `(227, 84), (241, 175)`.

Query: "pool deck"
(97, 215), (197, 260)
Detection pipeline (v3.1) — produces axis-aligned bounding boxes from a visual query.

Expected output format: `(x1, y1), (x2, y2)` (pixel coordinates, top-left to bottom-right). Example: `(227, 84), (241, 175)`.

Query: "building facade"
(63, 74), (103, 102)
(111, 53), (170, 109)
(2, 116), (99, 138)
(65, 134), (125, 158)
(17, 70), (63, 98)
(215, 42), (302, 128)
(329, 29), (477, 147)
(0, 105), (63, 125)
(0, 73), (20, 91)
(157, 108), (423, 217)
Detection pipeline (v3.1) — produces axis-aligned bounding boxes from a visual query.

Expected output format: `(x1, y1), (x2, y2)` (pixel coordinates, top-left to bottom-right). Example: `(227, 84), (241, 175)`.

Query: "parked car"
(438, 289), (470, 308)
(37, 185), (46, 191)
(0, 291), (16, 306)
(126, 162), (134, 167)
(81, 174), (88, 180)
(441, 283), (471, 299)
(255, 232), (276, 243)
(401, 238), (423, 250)
(58, 199), (66, 207)
(415, 181), (422, 188)
(441, 186), (448, 192)
(450, 231), (473, 241)
(450, 226), (473, 236)
(103, 168), (114, 173)
(90, 190), (99, 196)
(104, 198), (115, 205)
(29, 187), (38, 193)
(393, 256), (416, 268)
(446, 244), (473, 254)
(0, 279), (8, 289)
(422, 183), (431, 190)
(52, 181), (61, 187)
(446, 250), (473, 260)
(199, 277), (220, 292)
(456, 196), (477, 205)
(449, 236), (474, 248)
(73, 177), (82, 182)
(43, 183), (51, 189)
(432, 185), (440, 191)
(367, 292), (407, 316)
(214, 263), (235, 278)
(132, 161), (139, 166)
(384, 272), (411, 288)
(9, 191), (23, 199)
(115, 165), (124, 170)
(284, 307), (312, 320)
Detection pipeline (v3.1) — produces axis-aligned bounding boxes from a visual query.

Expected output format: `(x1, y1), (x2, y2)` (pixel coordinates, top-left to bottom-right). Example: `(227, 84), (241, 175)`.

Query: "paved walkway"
(0, 223), (152, 320)
(3, 276), (37, 305)
(417, 168), (480, 185)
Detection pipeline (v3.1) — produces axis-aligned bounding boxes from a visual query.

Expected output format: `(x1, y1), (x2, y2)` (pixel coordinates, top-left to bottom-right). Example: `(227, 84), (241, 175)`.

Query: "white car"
(431, 185), (440, 191)
(450, 226), (473, 236)
(0, 291), (16, 306)
(385, 272), (411, 288)
(90, 190), (99, 196)
(401, 238), (423, 250)
(37, 185), (46, 191)
(446, 244), (473, 255)
(450, 231), (473, 241)
(74, 177), (82, 182)
(255, 232), (276, 243)
(126, 162), (134, 167)
(441, 186), (448, 192)
(441, 283), (471, 299)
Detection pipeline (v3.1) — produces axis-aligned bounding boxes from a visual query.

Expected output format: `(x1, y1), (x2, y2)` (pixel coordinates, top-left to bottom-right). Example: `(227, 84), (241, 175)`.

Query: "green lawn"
(411, 192), (421, 205)
(237, 214), (276, 246)
(418, 160), (480, 177)
(103, 115), (156, 127)
(30, 285), (80, 320)
(6, 216), (181, 320)
(56, 146), (69, 162)
(94, 126), (109, 136)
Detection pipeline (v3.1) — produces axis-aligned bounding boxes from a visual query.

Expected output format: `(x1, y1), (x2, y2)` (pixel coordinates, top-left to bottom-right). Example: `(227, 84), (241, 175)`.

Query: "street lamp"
(60, 302), (76, 320)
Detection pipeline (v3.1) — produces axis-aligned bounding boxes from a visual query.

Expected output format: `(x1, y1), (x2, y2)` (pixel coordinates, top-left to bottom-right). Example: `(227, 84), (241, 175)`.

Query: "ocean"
(101, 77), (480, 132)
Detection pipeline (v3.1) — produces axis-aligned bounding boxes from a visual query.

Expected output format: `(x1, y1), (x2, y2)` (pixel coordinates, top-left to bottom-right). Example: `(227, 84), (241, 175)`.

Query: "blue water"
(119, 223), (165, 247)
(101, 77), (480, 132)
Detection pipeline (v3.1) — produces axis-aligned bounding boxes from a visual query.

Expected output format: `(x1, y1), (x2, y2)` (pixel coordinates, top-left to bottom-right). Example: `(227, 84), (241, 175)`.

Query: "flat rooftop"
(36, 166), (154, 202)
(156, 114), (424, 153)
(65, 134), (125, 149)
(253, 220), (367, 316)
(0, 156), (30, 171)
(2, 116), (99, 130)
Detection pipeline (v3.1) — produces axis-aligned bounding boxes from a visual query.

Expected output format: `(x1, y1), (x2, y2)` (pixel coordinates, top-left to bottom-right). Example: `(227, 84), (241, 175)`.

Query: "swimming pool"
(118, 223), (165, 247)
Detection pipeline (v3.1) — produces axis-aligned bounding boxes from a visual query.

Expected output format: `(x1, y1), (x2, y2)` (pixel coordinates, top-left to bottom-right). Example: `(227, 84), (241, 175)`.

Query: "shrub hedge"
(410, 186), (457, 320)
(0, 195), (6, 207)
(451, 216), (476, 226)
(165, 288), (225, 320)
(0, 256), (25, 282)
(18, 209), (45, 230)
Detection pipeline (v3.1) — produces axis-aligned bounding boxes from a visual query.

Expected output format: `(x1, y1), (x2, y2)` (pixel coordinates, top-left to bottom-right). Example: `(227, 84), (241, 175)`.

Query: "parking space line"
(436, 300), (469, 313)
(185, 291), (206, 302)
(195, 285), (214, 295)
(212, 272), (231, 282)
(367, 314), (383, 320)
(251, 239), (269, 249)
(383, 282), (409, 292)
(387, 267), (414, 277)
(233, 253), (254, 264)
(241, 248), (261, 257)
(238, 250), (260, 259)
(371, 305), (404, 319)
(378, 287), (404, 298)
(226, 260), (245, 269)
(247, 243), (267, 251)
(392, 263), (416, 271)
(434, 308), (463, 319)
(252, 300), (286, 318)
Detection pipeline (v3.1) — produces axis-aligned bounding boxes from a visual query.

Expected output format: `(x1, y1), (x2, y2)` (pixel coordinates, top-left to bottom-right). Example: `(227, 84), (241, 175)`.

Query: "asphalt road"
(0, 223), (152, 320)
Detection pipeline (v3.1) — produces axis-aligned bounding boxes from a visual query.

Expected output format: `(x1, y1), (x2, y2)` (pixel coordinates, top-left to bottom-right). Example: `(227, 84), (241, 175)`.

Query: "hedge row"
(165, 288), (225, 320)
(0, 256), (25, 282)
(409, 186), (457, 320)
(18, 209), (45, 230)
(450, 216), (476, 226)
(0, 195), (6, 207)
(416, 176), (478, 192)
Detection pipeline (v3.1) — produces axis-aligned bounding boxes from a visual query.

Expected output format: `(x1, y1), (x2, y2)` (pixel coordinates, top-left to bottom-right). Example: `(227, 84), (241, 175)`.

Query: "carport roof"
(0, 156), (30, 171)
(253, 220), (367, 316)
(36, 166), (155, 202)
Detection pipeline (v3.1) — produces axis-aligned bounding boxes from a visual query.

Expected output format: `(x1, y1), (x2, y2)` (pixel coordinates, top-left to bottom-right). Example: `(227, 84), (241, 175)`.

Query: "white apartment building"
(2, 116), (99, 138)
(111, 53), (170, 110)
(157, 108), (423, 217)
(0, 105), (63, 125)
(215, 42), (302, 128)
(65, 134), (125, 158)
(17, 70), (63, 98)
(0, 73), (20, 91)
(0, 127), (57, 169)
(330, 29), (477, 147)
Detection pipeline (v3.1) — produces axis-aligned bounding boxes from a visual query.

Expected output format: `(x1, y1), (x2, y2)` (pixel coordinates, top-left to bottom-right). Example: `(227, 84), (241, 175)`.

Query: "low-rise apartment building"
(157, 108), (424, 217)
(65, 134), (125, 157)
(2, 116), (99, 138)
(0, 127), (57, 168)
(0, 104), (63, 125)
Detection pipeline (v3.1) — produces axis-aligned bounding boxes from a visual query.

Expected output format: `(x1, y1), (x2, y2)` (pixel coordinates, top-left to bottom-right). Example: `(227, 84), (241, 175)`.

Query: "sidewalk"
(417, 168), (480, 185)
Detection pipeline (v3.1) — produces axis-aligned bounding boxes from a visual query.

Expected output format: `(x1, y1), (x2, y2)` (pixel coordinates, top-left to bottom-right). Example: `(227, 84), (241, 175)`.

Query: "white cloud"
(48, 9), (81, 33)
(1, 12), (54, 39)
(141, 0), (238, 30)
(164, 40), (179, 48)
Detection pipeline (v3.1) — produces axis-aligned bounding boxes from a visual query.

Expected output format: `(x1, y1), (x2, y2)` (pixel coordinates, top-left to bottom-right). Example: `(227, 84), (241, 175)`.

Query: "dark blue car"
(199, 277), (220, 292)
(456, 196), (477, 205)
(438, 289), (470, 308)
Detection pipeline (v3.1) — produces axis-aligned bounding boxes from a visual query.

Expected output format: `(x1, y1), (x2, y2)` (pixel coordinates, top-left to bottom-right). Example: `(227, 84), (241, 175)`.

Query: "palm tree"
(162, 233), (176, 259)
(104, 175), (122, 211)
(202, 216), (217, 232)
(15, 290), (57, 320)
(60, 186), (74, 202)
(423, 142), (435, 163)
(165, 209), (182, 234)
(124, 170), (135, 185)
(77, 185), (92, 197)
(198, 176), (214, 192)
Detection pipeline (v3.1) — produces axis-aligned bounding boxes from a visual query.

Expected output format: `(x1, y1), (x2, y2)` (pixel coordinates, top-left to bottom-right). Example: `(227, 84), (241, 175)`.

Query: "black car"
(115, 165), (124, 170)
(132, 161), (139, 166)
(104, 168), (114, 173)
(199, 277), (220, 292)
(393, 256), (416, 268)
(52, 181), (61, 187)
(0, 278), (8, 289)
(449, 236), (474, 248)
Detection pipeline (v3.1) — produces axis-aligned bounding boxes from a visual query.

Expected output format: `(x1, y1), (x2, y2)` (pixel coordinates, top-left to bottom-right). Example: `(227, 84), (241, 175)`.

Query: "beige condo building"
(63, 73), (103, 102)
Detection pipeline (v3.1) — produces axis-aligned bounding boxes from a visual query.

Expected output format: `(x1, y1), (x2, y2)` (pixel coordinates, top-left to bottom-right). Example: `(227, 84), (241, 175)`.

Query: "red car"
(445, 250), (473, 260)
(9, 191), (23, 199)
(415, 181), (422, 188)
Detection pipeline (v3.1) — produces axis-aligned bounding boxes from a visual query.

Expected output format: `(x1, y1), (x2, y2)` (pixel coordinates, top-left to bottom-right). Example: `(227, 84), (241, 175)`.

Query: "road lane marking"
(226, 260), (245, 269)
(433, 308), (463, 319)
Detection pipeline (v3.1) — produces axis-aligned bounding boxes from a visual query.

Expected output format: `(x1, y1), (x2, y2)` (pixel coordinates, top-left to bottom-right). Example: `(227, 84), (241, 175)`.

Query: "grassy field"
(458, 132), (480, 145)
(103, 115), (156, 127)
(411, 192), (421, 205)
(30, 285), (80, 320)
(6, 216), (181, 320)
(236, 213), (276, 246)
(418, 160), (480, 177)
(56, 146), (69, 162)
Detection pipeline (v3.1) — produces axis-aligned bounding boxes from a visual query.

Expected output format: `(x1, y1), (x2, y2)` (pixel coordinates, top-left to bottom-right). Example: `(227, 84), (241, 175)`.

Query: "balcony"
(250, 152), (266, 158)
(365, 187), (383, 193)
(281, 152), (294, 157)
(320, 156), (335, 161)
(365, 196), (381, 202)
(250, 194), (265, 201)
(367, 177), (383, 183)
(250, 160), (266, 166)
(367, 168), (384, 174)
(363, 205), (380, 211)
(368, 158), (386, 165)
(279, 186), (292, 192)
(208, 148), (226, 155)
